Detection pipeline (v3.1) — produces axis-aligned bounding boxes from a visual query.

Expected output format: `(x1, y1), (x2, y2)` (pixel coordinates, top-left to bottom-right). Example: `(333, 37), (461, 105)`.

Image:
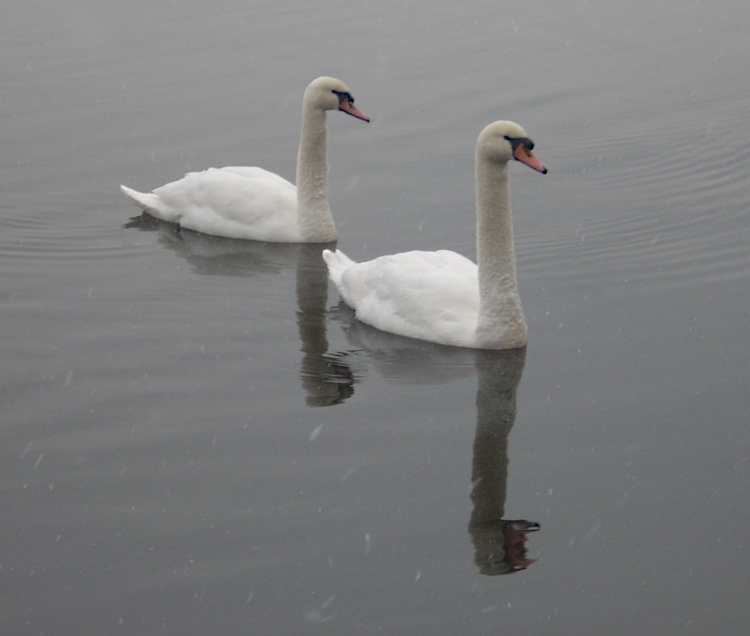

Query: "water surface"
(1, 1), (748, 634)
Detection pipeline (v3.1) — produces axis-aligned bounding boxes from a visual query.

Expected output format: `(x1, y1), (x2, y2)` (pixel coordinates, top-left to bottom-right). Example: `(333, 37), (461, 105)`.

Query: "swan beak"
(339, 101), (371, 122)
(514, 145), (548, 174)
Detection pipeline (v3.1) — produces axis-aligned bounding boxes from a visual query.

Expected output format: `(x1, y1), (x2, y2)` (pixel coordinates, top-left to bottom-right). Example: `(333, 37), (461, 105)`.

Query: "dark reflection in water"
(294, 243), (360, 406)
(124, 212), (309, 276)
(327, 312), (541, 574)
(125, 215), (541, 577)
(470, 349), (540, 575)
(124, 213), (360, 405)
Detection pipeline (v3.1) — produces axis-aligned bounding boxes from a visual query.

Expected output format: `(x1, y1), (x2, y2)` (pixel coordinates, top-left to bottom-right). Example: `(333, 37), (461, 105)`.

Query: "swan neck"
(474, 156), (527, 347)
(295, 102), (337, 242)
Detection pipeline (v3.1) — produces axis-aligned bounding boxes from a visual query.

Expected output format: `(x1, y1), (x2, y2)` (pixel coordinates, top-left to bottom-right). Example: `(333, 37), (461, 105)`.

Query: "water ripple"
(519, 103), (750, 294)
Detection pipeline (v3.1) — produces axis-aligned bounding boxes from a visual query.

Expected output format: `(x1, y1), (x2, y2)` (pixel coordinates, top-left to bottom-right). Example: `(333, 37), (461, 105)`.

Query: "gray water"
(2, 1), (748, 634)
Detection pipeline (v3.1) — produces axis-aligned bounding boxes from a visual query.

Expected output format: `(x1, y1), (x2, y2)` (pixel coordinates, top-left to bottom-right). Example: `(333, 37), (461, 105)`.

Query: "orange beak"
(514, 144), (547, 174)
(339, 100), (370, 122)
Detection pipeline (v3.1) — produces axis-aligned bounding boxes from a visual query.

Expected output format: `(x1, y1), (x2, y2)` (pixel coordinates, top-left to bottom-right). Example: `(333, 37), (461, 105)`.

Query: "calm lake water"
(2, 1), (748, 634)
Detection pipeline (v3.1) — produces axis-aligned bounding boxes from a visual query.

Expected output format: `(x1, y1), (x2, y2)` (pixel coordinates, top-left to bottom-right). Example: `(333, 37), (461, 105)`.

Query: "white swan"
(323, 120), (547, 350)
(120, 76), (369, 242)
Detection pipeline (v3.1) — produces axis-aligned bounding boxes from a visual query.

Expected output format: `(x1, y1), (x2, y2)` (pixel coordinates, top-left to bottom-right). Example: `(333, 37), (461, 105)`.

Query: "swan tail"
(322, 249), (355, 286)
(120, 184), (164, 216)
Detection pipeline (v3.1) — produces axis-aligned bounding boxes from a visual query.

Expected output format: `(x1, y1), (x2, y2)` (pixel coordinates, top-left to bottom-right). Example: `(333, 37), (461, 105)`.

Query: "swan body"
(120, 76), (369, 242)
(324, 120), (547, 350)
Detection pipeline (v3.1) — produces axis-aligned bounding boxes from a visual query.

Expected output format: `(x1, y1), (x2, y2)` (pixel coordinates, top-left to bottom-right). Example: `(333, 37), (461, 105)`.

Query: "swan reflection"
(470, 349), (540, 575)
(124, 213), (314, 276)
(327, 315), (541, 575)
(124, 215), (540, 572)
(294, 246), (361, 406)
(124, 214), (360, 404)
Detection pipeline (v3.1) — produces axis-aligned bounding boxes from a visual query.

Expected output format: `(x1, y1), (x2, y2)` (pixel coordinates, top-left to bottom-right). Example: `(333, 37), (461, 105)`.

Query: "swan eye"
(505, 136), (522, 150)
(332, 89), (354, 106)
(505, 136), (535, 152)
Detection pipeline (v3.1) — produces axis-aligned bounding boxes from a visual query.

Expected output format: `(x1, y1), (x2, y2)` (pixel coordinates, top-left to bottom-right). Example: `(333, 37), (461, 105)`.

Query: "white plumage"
(121, 76), (369, 242)
(324, 120), (547, 350)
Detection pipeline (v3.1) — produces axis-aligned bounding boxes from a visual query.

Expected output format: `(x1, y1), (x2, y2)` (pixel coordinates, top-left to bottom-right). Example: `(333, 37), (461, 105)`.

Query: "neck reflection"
(469, 348), (540, 575)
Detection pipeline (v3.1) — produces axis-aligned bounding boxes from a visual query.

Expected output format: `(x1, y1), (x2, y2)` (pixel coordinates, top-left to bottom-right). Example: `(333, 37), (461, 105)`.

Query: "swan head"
(478, 121), (547, 174)
(304, 76), (370, 122)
